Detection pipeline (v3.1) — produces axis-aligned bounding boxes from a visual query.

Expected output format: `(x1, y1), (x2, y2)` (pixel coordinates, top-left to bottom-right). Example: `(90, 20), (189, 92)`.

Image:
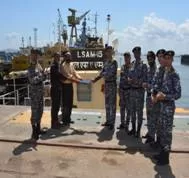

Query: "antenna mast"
(21, 37), (24, 48)
(94, 12), (98, 37)
(57, 8), (63, 44)
(106, 14), (111, 46)
(29, 36), (32, 47)
(33, 28), (38, 48)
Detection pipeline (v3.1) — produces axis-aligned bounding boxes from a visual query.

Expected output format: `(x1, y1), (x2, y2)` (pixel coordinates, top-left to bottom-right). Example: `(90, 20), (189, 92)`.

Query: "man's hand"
(91, 79), (96, 83)
(151, 95), (157, 104)
(73, 79), (80, 83)
(156, 92), (166, 101)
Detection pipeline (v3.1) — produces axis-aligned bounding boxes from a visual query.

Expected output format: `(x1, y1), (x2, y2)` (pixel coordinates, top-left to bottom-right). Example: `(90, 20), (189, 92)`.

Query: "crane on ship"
(57, 8), (68, 46)
(67, 8), (90, 46)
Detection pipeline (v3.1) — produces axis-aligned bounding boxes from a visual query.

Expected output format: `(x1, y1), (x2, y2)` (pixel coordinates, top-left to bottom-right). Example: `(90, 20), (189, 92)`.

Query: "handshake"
(73, 79), (95, 84)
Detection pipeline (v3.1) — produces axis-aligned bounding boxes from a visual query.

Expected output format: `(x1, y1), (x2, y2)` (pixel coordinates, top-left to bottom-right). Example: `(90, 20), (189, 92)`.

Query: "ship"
(0, 8), (120, 108)
(181, 54), (189, 65)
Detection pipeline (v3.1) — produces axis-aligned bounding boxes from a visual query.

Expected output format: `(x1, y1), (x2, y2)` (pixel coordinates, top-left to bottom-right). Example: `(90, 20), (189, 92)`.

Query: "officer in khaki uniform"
(60, 51), (82, 125)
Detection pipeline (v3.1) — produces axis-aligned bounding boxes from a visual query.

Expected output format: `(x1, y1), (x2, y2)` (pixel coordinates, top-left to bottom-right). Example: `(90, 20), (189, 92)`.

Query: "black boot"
(117, 123), (125, 129)
(101, 121), (110, 126)
(155, 136), (161, 147)
(135, 124), (142, 138)
(145, 136), (154, 144)
(153, 152), (161, 160)
(128, 122), (136, 136)
(37, 123), (46, 135)
(150, 137), (161, 149)
(51, 119), (61, 129)
(142, 132), (149, 138)
(157, 150), (169, 166)
(125, 125), (129, 133)
(31, 124), (39, 140)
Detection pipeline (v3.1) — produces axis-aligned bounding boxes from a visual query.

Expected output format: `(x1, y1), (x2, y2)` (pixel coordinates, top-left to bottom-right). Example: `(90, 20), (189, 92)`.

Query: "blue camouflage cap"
(156, 49), (166, 56)
(132, 46), (141, 53)
(164, 50), (175, 57)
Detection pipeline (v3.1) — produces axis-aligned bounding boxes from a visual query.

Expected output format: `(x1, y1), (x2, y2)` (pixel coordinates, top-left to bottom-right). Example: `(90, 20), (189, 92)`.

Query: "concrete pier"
(0, 105), (189, 178)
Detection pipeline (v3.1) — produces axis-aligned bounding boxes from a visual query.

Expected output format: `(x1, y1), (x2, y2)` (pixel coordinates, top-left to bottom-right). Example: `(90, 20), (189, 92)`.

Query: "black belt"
(132, 87), (143, 89)
(121, 87), (131, 90)
(31, 82), (43, 86)
(105, 80), (116, 83)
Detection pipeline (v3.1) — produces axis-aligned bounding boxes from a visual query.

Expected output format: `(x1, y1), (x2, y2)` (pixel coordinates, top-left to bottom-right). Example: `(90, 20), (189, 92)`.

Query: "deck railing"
(0, 86), (28, 105)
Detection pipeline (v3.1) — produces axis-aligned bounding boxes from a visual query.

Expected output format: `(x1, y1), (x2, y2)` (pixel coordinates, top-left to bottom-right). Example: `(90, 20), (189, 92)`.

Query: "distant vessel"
(0, 51), (12, 72)
(181, 54), (189, 65)
(0, 8), (116, 109)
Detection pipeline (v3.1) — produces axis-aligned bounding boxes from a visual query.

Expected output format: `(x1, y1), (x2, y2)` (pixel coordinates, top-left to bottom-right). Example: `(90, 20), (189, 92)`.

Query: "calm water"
(0, 56), (188, 108)
(117, 55), (189, 108)
(173, 56), (189, 108)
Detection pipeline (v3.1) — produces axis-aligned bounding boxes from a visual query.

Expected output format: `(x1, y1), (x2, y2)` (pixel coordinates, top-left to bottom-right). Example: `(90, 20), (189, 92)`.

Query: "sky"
(0, 0), (189, 54)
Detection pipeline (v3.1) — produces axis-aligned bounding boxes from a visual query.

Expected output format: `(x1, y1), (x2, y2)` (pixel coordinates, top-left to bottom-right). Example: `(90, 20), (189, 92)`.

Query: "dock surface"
(0, 105), (189, 178)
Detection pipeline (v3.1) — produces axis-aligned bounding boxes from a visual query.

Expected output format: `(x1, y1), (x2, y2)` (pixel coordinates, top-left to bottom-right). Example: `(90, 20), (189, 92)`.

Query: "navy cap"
(132, 46), (141, 53)
(105, 45), (113, 50)
(123, 52), (131, 57)
(164, 50), (175, 57)
(147, 51), (155, 58)
(156, 49), (166, 56)
(53, 52), (60, 57)
(61, 50), (70, 56)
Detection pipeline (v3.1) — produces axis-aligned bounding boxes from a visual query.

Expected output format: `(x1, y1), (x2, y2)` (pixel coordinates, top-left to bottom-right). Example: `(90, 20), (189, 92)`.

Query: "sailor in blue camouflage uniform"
(128, 46), (147, 137)
(142, 51), (157, 143)
(117, 52), (131, 132)
(152, 50), (181, 165)
(28, 49), (46, 140)
(92, 46), (118, 130)
(147, 49), (166, 146)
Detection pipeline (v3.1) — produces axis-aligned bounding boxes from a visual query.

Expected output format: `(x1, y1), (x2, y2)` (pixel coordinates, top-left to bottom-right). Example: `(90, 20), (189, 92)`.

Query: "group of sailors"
(93, 46), (181, 165)
(27, 45), (181, 166)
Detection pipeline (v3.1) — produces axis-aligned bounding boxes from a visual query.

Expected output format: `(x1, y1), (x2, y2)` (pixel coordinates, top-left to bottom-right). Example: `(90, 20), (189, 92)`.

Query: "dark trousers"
(62, 83), (73, 123)
(51, 86), (61, 126)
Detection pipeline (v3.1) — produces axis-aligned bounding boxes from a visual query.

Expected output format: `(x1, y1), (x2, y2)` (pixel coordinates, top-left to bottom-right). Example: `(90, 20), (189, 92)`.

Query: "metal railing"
(0, 86), (28, 105)
(0, 84), (51, 106)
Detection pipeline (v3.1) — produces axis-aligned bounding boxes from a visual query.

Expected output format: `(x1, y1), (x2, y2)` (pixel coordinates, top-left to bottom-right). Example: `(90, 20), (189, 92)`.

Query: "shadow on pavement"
(116, 129), (144, 154)
(40, 126), (98, 140)
(142, 147), (176, 178)
(12, 139), (38, 155)
(154, 164), (175, 178)
(40, 126), (70, 140)
(96, 127), (115, 142)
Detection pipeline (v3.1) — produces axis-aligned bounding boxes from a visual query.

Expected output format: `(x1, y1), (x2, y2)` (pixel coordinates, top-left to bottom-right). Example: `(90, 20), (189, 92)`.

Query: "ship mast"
(21, 37), (25, 48)
(106, 14), (111, 46)
(94, 12), (98, 37)
(33, 28), (38, 48)
(57, 8), (63, 44)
